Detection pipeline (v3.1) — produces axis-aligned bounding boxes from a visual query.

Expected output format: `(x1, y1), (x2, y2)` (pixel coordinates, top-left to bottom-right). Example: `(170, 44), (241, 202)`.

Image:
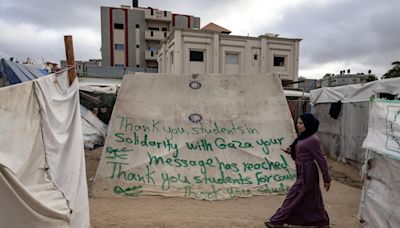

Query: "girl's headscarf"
(289, 113), (320, 160)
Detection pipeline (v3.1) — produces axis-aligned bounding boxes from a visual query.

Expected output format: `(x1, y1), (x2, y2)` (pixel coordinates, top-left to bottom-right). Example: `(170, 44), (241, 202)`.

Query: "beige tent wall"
(0, 81), (70, 227)
(92, 73), (297, 200)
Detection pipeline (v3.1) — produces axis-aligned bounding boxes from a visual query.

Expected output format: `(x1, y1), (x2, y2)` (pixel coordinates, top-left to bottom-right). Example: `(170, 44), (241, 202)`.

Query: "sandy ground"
(86, 147), (362, 228)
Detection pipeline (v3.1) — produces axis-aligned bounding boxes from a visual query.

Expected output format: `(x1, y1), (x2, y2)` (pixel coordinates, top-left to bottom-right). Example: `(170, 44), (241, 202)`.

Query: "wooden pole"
(64, 35), (76, 85)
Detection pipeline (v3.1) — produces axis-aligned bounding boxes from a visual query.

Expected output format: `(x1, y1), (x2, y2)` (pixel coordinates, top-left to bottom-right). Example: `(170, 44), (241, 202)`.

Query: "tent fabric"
(0, 59), (48, 85)
(312, 102), (369, 164)
(92, 73), (297, 200)
(34, 72), (90, 228)
(0, 72), (89, 227)
(309, 79), (400, 165)
(362, 100), (400, 160)
(0, 80), (70, 227)
(358, 151), (400, 227)
(310, 77), (400, 105)
(81, 104), (108, 149)
(359, 100), (400, 227)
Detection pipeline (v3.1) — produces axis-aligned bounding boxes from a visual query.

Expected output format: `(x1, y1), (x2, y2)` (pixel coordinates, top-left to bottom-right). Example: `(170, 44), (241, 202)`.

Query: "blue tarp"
(0, 59), (48, 85)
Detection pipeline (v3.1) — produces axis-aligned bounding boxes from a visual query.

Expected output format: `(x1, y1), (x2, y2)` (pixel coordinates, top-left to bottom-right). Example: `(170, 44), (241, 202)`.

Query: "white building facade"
(158, 29), (301, 83)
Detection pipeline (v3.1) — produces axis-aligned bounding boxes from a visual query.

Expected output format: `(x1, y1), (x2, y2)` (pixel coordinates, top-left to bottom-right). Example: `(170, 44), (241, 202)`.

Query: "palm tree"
(382, 61), (400, 79)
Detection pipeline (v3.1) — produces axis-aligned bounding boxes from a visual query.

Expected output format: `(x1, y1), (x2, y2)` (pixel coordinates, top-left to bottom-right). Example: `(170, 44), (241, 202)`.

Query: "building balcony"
(144, 8), (172, 22)
(145, 30), (167, 41)
(145, 50), (158, 61)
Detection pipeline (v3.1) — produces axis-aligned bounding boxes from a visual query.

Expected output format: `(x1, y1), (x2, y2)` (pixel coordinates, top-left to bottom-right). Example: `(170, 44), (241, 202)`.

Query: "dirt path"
(86, 148), (362, 228)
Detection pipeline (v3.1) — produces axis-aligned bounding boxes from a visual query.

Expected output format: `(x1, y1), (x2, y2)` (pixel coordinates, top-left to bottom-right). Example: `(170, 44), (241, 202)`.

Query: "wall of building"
(159, 29), (300, 82)
(101, 5), (200, 69)
(319, 74), (374, 87)
(101, 7), (111, 66)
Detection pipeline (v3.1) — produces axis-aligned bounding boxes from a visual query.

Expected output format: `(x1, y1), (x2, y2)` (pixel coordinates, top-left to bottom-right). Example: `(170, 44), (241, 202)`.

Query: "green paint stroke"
(114, 185), (143, 197)
(106, 146), (132, 160)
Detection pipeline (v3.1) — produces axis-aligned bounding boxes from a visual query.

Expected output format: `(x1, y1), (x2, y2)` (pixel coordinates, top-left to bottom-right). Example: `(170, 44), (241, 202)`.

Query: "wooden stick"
(64, 35), (76, 85)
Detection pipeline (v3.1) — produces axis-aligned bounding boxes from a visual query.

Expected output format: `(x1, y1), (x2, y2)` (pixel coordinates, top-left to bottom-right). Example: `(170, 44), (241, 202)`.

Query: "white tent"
(81, 104), (108, 149)
(310, 77), (400, 165)
(0, 72), (89, 227)
(92, 73), (297, 200)
(359, 100), (400, 227)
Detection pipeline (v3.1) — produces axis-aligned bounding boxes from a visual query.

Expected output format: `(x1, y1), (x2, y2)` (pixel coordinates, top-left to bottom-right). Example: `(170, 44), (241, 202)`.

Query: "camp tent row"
(0, 59), (48, 86)
(0, 72), (89, 227)
(310, 77), (400, 165)
(310, 78), (400, 227)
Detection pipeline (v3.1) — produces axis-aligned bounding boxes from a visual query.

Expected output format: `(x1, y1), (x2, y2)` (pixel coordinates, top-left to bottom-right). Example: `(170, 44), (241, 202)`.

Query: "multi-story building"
(318, 71), (377, 87)
(100, 1), (200, 69)
(158, 27), (301, 84)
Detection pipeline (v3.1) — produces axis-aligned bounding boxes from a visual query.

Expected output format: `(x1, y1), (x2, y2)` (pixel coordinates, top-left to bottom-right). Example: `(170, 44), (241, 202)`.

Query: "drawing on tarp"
(363, 100), (400, 159)
(386, 105), (400, 152)
(92, 73), (297, 200)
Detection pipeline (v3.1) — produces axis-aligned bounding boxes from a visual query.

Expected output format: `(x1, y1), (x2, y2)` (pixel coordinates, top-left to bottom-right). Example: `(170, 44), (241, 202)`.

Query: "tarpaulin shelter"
(0, 72), (90, 227)
(310, 77), (400, 165)
(79, 84), (118, 124)
(358, 100), (400, 227)
(0, 59), (110, 149)
(0, 59), (48, 85)
(92, 73), (297, 200)
(81, 104), (108, 149)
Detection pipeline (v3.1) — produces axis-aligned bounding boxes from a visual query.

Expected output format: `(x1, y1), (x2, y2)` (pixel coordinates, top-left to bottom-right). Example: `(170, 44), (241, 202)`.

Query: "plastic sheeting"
(0, 59), (48, 85)
(310, 77), (400, 105)
(312, 102), (369, 164)
(309, 79), (400, 165)
(0, 80), (70, 227)
(362, 100), (400, 160)
(79, 85), (117, 124)
(81, 105), (108, 149)
(359, 151), (400, 227)
(92, 73), (297, 200)
(0, 72), (89, 227)
(359, 100), (400, 227)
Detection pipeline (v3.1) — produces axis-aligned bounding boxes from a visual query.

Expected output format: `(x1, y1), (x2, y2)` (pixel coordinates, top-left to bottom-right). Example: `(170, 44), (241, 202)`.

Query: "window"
(136, 24), (140, 28)
(149, 27), (159, 31)
(225, 53), (239, 64)
(161, 28), (167, 31)
(170, 52), (174, 64)
(164, 11), (167, 17)
(190, 51), (204, 62)
(136, 45), (139, 48)
(254, 54), (258, 60)
(377, 93), (397, 100)
(115, 44), (125, 51)
(114, 23), (124, 29)
(273, 56), (285, 66)
(150, 8), (154, 15)
(115, 64), (124, 67)
(136, 65), (140, 67)
(151, 31), (154, 36)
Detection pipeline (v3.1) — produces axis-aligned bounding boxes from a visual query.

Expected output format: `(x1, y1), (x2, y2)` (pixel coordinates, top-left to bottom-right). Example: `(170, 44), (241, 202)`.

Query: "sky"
(0, 0), (399, 79)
